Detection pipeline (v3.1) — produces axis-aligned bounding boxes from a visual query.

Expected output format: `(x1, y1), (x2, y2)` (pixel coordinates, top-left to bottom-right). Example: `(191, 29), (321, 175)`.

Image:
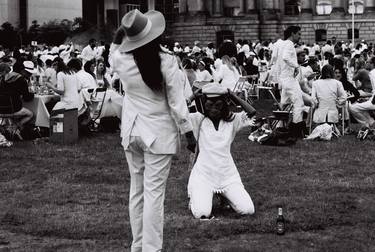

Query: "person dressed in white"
(80, 39), (97, 66)
(213, 55), (240, 91)
(46, 60), (82, 113)
(311, 64), (346, 124)
(196, 60), (213, 82)
(110, 10), (196, 252)
(44, 59), (57, 87)
(349, 56), (375, 131)
(187, 83), (255, 219)
(275, 26), (306, 138)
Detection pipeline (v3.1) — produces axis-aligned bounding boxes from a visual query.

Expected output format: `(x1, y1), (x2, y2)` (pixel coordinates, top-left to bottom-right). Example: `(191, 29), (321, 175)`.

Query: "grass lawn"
(1, 101), (375, 251)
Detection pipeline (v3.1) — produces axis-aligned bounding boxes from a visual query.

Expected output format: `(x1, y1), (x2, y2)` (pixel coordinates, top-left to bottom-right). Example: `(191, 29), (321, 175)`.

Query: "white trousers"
(125, 136), (173, 252)
(349, 100), (375, 128)
(189, 176), (255, 218)
(280, 78), (304, 123)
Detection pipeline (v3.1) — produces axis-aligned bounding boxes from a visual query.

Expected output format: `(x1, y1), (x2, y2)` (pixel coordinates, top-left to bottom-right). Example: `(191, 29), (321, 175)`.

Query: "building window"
(156, 0), (179, 22)
(285, 0), (301, 15)
(348, 0), (364, 14)
(216, 30), (234, 48)
(124, 4), (141, 13)
(316, 0), (332, 15)
(316, 29), (327, 42)
(348, 29), (359, 39)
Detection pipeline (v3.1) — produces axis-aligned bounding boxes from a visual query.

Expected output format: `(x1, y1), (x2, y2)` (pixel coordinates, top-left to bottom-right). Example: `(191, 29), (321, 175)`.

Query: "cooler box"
(50, 108), (78, 144)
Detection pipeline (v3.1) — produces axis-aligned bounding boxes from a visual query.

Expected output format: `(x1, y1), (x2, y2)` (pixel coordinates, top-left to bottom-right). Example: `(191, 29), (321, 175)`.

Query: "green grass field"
(1, 107), (375, 251)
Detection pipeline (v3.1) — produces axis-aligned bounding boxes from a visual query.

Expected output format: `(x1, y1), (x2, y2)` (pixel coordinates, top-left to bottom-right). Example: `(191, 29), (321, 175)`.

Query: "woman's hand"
(113, 26), (126, 45)
(185, 131), (196, 153)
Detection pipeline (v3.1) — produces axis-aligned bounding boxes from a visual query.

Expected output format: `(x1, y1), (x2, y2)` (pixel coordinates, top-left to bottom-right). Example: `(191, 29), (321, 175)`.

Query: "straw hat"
(119, 9), (165, 52)
(23, 61), (37, 74)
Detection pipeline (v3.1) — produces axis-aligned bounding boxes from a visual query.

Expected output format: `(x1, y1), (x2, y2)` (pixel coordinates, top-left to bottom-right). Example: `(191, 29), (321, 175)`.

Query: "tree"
(0, 22), (19, 48)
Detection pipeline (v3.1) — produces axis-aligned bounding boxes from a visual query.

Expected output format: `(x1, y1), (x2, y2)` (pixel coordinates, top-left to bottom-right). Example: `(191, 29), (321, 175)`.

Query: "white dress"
(53, 72), (81, 111)
(214, 64), (240, 91)
(188, 111), (252, 194)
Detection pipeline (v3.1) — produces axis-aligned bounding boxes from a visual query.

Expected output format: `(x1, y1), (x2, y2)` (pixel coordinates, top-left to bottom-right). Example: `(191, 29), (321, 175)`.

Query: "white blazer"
(111, 44), (193, 154)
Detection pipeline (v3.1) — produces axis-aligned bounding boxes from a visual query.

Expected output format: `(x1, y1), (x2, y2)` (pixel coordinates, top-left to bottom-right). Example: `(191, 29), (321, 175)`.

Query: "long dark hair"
(132, 37), (163, 92)
(55, 59), (73, 75)
(84, 60), (96, 80)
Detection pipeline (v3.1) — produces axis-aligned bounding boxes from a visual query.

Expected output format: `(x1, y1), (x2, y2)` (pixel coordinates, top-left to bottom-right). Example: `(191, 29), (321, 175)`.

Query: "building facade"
(170, 0), (375, 46)
(2, 0), (375, 47)
(0, 0), (82, 28)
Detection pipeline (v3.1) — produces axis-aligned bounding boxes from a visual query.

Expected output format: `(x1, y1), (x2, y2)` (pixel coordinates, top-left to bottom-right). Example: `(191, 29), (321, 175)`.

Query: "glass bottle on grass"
(276, 207), (286, 235)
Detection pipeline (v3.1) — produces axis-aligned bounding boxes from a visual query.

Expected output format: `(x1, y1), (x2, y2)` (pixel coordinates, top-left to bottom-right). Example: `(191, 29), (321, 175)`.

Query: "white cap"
(202, 83), (228, 97)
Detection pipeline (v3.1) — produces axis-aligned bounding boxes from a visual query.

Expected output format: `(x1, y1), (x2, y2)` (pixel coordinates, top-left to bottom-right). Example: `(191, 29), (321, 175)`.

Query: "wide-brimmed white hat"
(119, 9), (165, 52)
(23, 61), (37, 74)
(202, 83), (228, 98)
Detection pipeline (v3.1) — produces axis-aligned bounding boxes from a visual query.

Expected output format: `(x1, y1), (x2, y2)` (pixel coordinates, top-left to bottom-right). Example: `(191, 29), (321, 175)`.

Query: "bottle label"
(277, 222), (285, 234)
(278, 208), (282, 215)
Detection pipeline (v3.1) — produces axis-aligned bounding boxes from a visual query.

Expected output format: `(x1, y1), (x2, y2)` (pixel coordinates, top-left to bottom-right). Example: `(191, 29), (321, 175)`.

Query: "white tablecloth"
(24, 94), (60, 128)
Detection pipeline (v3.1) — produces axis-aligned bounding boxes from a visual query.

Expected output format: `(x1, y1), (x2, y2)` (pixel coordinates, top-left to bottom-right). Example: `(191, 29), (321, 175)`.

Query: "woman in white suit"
(110, 9), (196, 252)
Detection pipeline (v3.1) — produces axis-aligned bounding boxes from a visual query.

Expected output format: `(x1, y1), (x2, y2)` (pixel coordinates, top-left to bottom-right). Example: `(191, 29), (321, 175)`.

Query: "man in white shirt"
(80, 39), (97, 65)
(321, 40), (334, 56)
(275, 25), (305, 138)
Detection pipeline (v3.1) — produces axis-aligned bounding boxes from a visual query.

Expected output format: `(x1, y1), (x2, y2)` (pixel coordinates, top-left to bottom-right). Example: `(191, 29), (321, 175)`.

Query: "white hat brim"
(119, 11), (166, 53)
(25, 68), (37, 74)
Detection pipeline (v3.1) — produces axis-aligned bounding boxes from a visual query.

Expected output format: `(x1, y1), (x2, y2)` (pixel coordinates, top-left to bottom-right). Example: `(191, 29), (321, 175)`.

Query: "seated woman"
(195, 60), (213, 83)
(79, 60), (97, 89)
(46, 60), (84, 114)
(311, 64), (346, 126)
(0, 62), (34, 131)
(213, 55), (240, 91)
(95, 60), (112, 88)
(188, 83), (255, 219)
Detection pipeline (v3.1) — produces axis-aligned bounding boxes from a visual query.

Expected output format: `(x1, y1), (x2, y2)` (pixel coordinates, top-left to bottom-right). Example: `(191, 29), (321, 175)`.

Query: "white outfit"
(111, 43), (193, 252)
(76, 70), (97, 90)
(52, 72), (82, 112)
(214, 64), (240, 91)
(188, 112), (255, 218)
(59, 46), (73, 64)
(80, 45), (97, 65)
(276, 40), (304, 123)
(44, 67), (57, 87)
(349, 96), (375, 128)
(311, 79), (346, 123)
(196, 69), (213, 82)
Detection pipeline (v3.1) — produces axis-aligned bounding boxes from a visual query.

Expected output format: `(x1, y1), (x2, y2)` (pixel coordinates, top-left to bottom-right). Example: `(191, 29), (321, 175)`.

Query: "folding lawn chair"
(87, 87), (107, 130)
(0, 94), (23, 140)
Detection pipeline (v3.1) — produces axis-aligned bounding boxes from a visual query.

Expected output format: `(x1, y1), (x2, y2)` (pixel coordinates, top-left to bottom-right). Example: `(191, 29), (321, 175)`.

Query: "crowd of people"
(2, 8), (375, 252)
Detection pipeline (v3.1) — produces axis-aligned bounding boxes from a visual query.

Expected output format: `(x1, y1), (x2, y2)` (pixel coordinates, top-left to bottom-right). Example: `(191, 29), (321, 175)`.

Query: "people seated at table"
(45, 60), (84, 114)
(311, 64), (347, 125)
(0, 62), (34, 130)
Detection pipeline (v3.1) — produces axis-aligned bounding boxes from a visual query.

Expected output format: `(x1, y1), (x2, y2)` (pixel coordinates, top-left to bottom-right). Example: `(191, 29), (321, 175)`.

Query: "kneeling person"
(188, 83), (255, 219)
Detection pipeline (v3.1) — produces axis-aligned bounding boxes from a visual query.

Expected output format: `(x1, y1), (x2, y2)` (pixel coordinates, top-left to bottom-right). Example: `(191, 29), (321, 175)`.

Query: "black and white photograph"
(0, 0), (374, 251)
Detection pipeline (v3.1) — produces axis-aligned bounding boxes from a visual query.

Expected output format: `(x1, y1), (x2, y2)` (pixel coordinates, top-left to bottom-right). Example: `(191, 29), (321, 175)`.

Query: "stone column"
(179, 0), (187, 13)
(246, 0), (256, 13)
(212, 0), (223, 16)
(238, 0), (246, 15)
(148, 0), (155, 10)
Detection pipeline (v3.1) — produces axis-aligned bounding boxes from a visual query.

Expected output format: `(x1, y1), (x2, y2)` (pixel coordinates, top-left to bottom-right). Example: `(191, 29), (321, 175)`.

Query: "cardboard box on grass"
(50, 108), (78, 144)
